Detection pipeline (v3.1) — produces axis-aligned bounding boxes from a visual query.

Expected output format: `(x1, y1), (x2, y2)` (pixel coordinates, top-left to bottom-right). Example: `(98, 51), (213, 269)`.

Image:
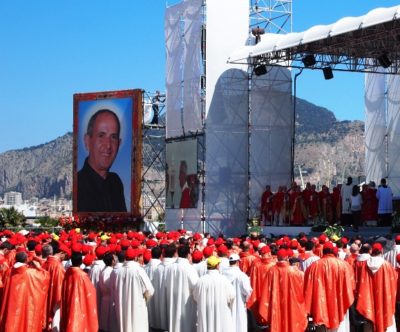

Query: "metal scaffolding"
(249, 0), (292, 33)
(141, 91), (166, 227)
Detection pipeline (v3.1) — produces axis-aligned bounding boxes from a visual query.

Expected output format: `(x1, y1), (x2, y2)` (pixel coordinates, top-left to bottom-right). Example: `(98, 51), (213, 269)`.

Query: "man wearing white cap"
(193, 255), (236, 332)
(222, 253), (253, 332)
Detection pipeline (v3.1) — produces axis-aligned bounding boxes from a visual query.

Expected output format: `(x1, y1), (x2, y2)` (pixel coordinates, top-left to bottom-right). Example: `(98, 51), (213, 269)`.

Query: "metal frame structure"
(247, 0), (293, 221)
(141, 91), (166, 226)
(250, 0), (292, 33)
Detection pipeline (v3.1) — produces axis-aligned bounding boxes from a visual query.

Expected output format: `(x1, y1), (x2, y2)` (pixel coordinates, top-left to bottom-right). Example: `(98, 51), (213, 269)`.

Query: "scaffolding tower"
(141, 91), (166, 228)
(249, 0), (292, 33)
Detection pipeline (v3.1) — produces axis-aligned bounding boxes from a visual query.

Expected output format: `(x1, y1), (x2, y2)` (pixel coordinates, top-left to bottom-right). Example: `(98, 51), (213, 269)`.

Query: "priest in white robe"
(98, 252), (115, 332)
(222, 253), (253, 332)
(164, 245), (199, 332)
(149, 244), (177, 331)
(193, 255), (236, 332)
(113, 247), (154, 332)
(144, 246), (162, 327)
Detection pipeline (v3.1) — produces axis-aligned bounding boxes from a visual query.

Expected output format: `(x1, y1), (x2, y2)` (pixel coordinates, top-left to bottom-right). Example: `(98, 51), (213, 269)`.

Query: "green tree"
(0, 207), (26, 228)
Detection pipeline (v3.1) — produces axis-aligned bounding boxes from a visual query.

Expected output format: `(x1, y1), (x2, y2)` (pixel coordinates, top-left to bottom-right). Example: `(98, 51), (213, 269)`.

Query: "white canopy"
(228, 5), (400, 67)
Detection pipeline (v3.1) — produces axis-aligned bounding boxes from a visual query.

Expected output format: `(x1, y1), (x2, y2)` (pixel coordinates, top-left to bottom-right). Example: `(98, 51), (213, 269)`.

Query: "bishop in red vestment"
(60, 252), (98, 332)
(0, 251), (50, 332)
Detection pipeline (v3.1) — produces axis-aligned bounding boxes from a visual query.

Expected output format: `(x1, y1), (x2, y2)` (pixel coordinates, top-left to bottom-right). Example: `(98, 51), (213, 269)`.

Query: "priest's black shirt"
(77, 158), (127, 212)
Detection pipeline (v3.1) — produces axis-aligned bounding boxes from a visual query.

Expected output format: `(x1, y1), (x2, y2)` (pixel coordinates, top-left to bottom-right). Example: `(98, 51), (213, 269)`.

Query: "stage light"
(377, 54), (392, 68)
(254, 65), (267, 76)
(322, 66), (334, 80)
(302, 54), (316, 67)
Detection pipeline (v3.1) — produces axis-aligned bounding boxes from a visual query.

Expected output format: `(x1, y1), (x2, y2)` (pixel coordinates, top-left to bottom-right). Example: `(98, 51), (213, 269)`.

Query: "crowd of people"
(261, 177), (395, 230)
(0, 227), (399, 331)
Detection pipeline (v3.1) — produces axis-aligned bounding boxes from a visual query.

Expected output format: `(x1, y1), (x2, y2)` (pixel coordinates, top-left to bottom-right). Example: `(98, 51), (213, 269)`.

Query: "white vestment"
(193, 260), (207, 277)
(98, 266), (113, 331)
(384, 244), (400, 268)
(89, 259), (105, 316)
(144, 258), (161, 327)
(113, 260), (154, 332)
(193, 269), (236, 332)
(222, 266), (253, 332)
(164, 257), (199, 332)
(300, 254), (320, 272)
(109, 262), (124, 332)
(149, 257), (176, 330)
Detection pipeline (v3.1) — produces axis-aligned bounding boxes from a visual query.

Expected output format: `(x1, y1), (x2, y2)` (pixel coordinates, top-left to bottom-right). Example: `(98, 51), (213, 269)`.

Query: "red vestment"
(247, 257), (275, 324)
(272, 191), (284, 215)
(239, 252), (260, 276)
(179, 186), (192, 208)
(42, 256), (65, 330)
(0, 264), (50, 332)
(289, 191), (306, 225)
(60, 267), (98, 332)
(259, 262), (308, 332)
(362, 188), (378, 221)
(304, 254), (354, 329)
(356, 258), (397, 332)
(261, 190), (273, 223)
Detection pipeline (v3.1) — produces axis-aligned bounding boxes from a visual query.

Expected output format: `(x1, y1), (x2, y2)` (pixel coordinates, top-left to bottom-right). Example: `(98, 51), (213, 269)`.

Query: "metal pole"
(292, 68), (303, 183)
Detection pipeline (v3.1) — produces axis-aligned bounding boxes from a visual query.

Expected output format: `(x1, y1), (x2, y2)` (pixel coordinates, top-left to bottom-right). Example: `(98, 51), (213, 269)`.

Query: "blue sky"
(0, 0), (398, 153)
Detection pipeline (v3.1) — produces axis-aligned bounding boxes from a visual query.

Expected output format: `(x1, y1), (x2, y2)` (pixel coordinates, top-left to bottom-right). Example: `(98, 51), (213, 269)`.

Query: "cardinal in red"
(0, 251), (50, 332)
(258, 248), (308, 332)
(60, 252), (98, 332)
(304, 241), (354, 330)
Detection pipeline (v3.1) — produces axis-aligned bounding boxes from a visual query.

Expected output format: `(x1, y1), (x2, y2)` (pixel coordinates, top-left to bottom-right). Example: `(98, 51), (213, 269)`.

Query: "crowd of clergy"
(261, 177), (395, 229)
(0, 226), (398, 332)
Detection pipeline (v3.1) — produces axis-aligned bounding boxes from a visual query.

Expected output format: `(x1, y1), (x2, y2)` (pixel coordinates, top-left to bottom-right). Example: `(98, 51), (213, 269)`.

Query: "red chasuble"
(258, 261), (308, 332)
(356, 258), (397, 332)
(0, 264), (50, 332)
(42, 256), (65, 330)
(60, 267), (98, 332)
(304, 254), (354, 329)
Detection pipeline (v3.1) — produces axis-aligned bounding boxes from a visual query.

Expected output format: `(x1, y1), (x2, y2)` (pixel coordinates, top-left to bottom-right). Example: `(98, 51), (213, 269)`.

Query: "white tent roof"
(229, 5), (400, 64)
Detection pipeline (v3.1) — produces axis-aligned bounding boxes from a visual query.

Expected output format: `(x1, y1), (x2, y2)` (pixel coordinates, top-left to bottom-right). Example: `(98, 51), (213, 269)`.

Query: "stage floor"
(261, 226), (393, 239)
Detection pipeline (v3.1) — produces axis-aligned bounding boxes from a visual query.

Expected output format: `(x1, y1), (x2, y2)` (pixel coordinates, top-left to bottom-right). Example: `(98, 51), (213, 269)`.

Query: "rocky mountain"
(295, 99), (365, 186)
(0, 98), (365, 199)
(0, 133), (73, 200)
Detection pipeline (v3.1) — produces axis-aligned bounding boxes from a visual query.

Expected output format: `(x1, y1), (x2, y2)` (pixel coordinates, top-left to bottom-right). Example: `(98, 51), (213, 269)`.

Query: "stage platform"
(261, 226), (393, 239)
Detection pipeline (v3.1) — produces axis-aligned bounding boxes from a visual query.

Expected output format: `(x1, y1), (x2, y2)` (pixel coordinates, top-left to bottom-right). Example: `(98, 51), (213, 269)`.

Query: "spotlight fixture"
(322, 66), (334, 80)
(302, 54), (316, 67)
(377, 54), (392, 68)
(254, 64), (267, 76)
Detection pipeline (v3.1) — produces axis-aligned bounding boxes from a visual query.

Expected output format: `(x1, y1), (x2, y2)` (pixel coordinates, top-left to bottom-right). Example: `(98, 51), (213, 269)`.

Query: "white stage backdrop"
(165, 2), (184, 138)
(387, 75), (400, 196)
(365, 71), (387, 184)
(249, 66), (292, 219)
(165, 0), (202, 139)
(205, 0), (249, 236)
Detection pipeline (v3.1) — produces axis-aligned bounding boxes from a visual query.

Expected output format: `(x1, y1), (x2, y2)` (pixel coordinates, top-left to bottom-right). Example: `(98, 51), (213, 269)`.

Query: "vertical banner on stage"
(387, 75), (400, 196)
(165, 0), (202, 139)
(165, 2), (185, 138)
(365, 71), (387, 184)
(73, 89), (142, 217)
(249, 66), (292, 219)
(165, 139), (199, 209)
(204, 0), (249, 237)
(183, 0), (202, 132)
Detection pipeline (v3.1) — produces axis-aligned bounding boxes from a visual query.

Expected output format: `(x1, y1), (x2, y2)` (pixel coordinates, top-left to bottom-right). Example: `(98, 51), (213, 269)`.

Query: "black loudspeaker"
(323, 67), (334, 80)
(377, 54), (392, 68)
(302, 54), (316, 67)
(254, 65), (267, 76)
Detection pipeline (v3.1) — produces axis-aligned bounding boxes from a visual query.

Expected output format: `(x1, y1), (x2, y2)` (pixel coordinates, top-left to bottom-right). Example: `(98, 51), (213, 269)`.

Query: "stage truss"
(250, 0), (292, 33)
(141, 91), (166, 226)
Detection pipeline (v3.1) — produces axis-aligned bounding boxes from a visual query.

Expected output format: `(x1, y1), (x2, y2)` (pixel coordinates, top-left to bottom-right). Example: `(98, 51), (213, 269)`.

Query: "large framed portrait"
(166, 139), (199, 209)
(73, 89), (142, 216)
